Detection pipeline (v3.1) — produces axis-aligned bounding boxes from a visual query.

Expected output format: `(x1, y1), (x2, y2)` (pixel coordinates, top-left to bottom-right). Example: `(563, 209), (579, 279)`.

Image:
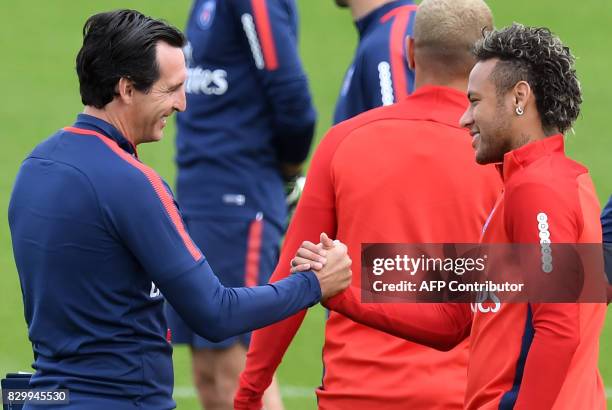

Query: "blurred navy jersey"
(176, 0), (316, 229)
(603, 196), (612, 284)
(333, 0), (416, 124)
(8, 114), (320, 409)
(603, 195), (612, 243)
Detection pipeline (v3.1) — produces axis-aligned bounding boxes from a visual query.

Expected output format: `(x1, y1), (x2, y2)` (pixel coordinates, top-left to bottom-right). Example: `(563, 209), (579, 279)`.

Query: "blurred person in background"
(333, 0), (417, 124)
(164, 0), (317, 409)
(602, 196), (612, 302)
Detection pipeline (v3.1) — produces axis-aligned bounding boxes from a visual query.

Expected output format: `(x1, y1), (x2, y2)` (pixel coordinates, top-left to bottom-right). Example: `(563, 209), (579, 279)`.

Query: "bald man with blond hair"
(235, 1), (500, 409)
(412, 0), (494, 68)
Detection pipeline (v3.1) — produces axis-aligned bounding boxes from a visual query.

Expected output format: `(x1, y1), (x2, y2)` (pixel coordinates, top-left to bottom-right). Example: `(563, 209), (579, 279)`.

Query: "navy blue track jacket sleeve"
(230, 0), (315, 163)
(107, 159), (322, 340)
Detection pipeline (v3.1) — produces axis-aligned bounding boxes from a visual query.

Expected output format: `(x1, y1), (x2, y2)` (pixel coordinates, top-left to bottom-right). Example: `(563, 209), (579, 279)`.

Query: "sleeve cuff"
(295, 270), (321, 306)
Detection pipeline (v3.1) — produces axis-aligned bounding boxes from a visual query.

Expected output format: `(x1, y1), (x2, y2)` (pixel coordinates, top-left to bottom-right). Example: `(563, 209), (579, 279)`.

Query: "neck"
(510, 127), (550, 151)
(349, 0), (396, 21)
(83, 105), (138, 146)
(412, 53), (473, 93)
(509, 108), (556, 151)
(413, 68), (469, 94)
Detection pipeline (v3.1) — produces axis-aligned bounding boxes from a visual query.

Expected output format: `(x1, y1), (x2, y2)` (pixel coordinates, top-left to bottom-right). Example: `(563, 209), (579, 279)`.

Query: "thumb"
(320, 232), (334, 249)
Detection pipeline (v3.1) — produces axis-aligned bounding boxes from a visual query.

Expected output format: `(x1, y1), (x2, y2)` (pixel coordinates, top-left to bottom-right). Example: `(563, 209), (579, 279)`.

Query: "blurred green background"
(0, 1), (609, 408)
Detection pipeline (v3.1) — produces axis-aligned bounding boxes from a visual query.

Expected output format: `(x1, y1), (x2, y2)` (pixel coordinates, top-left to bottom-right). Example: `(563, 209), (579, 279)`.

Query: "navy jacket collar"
(73, 113), (138, 158)
(355, 0), (414, 37)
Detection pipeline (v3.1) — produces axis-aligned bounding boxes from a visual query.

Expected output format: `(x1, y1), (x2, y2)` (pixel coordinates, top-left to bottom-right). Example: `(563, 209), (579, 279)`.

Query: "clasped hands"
(290, 233), (352, 302)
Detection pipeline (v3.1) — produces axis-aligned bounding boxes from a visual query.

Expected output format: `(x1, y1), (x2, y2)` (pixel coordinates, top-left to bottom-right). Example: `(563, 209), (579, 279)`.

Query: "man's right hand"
(292, 233), (352, 302)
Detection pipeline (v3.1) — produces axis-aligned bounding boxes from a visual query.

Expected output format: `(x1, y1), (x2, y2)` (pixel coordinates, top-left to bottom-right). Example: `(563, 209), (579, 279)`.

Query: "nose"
(175, 88), (187, 113)
(459, 107), (473, 129)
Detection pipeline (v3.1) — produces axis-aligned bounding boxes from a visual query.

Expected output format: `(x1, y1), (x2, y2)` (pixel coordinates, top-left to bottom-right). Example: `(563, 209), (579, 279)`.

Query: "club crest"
(197, 0), (216, 30)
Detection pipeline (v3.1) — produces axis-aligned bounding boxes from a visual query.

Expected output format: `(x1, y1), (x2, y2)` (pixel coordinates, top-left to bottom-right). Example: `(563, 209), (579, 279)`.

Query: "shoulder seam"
(64, 127), (203, 261)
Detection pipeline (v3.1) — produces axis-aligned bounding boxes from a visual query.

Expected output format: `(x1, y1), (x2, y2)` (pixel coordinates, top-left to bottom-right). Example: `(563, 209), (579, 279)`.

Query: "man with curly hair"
(305, 24), (607, 409)
(458, 23), (605, 410)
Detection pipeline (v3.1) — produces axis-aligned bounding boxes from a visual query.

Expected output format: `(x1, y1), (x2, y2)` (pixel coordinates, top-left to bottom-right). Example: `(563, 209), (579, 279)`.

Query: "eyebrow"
(166, 82), (184, 92)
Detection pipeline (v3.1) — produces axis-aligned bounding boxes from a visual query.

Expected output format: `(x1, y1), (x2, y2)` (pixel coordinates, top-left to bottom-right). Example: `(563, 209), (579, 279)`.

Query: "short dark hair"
(473, 23), (581, 134)
(76, 9), (185, 108)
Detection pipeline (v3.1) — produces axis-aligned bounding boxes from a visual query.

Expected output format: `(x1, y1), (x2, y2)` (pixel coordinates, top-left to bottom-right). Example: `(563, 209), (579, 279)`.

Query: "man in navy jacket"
(8, 10), (350, 410)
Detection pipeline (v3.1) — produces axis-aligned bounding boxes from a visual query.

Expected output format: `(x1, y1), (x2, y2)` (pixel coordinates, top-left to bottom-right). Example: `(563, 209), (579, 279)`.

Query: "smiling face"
(128, 41), (187, 144)
(460, 58), (515, 165)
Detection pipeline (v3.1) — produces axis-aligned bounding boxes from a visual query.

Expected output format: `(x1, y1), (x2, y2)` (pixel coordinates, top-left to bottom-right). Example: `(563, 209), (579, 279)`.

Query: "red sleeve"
(234, 127), (343, 409)
(504, 182), (582, 410)
(326, 288), (471, 351)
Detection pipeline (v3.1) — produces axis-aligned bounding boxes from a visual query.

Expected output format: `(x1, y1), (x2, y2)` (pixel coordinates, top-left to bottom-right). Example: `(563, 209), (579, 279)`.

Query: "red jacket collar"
(398, 85), (469, 129)
(500, 134), (565, 182)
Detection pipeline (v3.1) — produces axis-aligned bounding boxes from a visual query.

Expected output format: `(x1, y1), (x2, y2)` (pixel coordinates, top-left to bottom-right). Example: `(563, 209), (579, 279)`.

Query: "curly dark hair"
(473, 23), (581, 134)
(76, 10), (185, 108)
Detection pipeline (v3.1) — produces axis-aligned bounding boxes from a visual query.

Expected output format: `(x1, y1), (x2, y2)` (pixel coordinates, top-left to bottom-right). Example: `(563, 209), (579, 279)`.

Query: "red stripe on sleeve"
(245, 214), (264, 287)
(63, 126), (203, 262)
(381, 5), (417, 101)
(251, 0), (278, 70)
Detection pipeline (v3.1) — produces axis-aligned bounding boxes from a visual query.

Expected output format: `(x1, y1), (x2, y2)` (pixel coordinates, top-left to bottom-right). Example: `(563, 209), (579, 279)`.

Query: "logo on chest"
(150, 282), (161, 298)
(197, 0), (217, 30)
(471, 290), (501, 314)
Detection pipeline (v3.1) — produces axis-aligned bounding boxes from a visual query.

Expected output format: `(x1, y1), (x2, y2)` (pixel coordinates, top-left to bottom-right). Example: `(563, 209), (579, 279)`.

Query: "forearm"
(235, 240), (315, 409)
(514, 303), (580, 409)
(232, 0), (316, 165)
(273, 80), (316, 164)
(160, 261), (320, 342)
(236, 209), (336, 407)
(326, 287), (472, 351)
(235, 309), (308, 409)
(236, 126), (341, 408)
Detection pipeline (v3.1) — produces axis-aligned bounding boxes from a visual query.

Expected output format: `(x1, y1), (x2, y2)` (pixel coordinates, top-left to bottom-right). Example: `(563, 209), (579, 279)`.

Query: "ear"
(116, 77), (135, 104)
(406, 35), (415, 71)
(512, 80), (532, 112)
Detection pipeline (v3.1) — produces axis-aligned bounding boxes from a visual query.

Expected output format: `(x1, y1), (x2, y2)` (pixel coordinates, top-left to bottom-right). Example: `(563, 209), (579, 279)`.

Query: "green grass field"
(0, 1), (610, 408)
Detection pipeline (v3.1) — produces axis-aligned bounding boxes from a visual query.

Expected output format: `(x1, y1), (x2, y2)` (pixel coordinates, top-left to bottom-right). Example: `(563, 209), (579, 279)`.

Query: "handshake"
(290, 233), (352, 302)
